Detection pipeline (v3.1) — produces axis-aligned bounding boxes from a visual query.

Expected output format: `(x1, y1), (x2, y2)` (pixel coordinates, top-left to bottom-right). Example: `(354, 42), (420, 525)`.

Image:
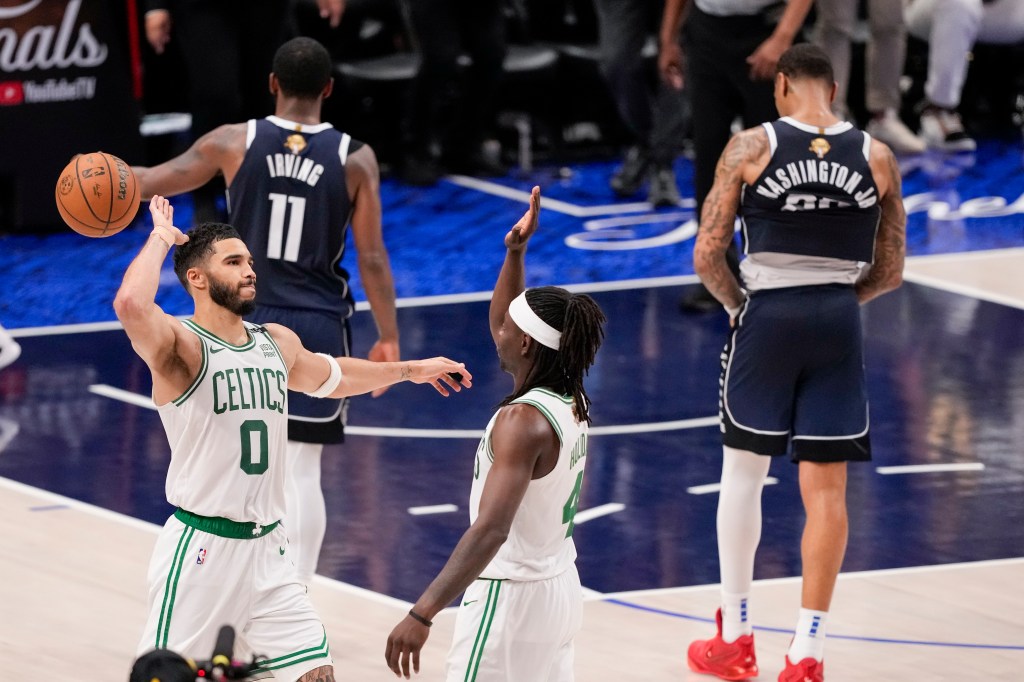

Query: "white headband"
(508, 291), (561, 350)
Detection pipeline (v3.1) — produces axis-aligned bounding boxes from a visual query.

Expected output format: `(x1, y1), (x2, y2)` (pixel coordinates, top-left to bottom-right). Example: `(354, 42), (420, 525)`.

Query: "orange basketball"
(55, 152), (139, 237)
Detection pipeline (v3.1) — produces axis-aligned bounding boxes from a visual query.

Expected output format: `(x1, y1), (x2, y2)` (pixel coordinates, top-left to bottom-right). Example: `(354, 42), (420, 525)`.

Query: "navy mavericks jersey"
(741, 117), (881, 263)
(228, 116), (365, 317)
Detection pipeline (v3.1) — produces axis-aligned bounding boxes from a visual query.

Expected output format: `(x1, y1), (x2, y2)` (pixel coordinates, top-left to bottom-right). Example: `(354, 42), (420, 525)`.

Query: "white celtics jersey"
(157, 320), (289, 524)
(471, 387), (589, 581)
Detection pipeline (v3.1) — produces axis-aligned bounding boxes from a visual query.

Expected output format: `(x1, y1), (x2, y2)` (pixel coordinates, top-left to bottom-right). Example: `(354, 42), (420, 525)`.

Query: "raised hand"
(504, 186), (541, 252)
(148, 196), (188, 246)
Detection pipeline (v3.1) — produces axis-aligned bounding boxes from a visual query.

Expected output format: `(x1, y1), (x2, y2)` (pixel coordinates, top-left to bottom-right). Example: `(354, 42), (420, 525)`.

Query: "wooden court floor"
(2, 477), (1021, 681)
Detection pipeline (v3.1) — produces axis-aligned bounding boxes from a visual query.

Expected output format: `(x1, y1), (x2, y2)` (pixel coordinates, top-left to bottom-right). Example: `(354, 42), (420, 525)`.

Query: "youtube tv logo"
(0, 81), (24, 106)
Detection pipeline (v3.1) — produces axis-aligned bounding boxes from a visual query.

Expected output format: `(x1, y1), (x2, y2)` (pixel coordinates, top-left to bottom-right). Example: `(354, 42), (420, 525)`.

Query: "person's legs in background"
(862, 0), (925, 153)
(447, 0), (507, 176)
(597, 0), (687, 206)
(904, 0), (982, 151)
(816, 0), (924, 152)
(679, 9), (769, 312)
(284, 441), (327, 586)
(402, 0), (461, 185)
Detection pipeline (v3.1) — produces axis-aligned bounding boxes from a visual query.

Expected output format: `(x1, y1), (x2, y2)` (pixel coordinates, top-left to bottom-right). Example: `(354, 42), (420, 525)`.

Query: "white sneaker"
(919, 108), (976, 152)
(866, 109), (926, 154)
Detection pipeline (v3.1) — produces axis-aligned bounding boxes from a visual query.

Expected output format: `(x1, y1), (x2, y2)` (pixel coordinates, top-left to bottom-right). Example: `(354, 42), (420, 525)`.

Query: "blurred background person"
(659, 0), (814, 312)
(814, 0), (926, 153)
(400, 0), (509, 185)
(597, 0), (690, 207)
(143, 0), (343, 219)
(904, 0), (1024, 152)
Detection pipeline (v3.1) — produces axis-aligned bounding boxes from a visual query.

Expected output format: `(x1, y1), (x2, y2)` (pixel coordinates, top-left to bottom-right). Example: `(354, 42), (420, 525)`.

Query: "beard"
(209, 277), (256, 316)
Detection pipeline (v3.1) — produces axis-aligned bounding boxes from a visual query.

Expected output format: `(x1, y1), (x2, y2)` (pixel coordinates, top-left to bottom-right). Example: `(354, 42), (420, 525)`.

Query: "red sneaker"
(687, 609), (758, 680)
(778, 655), (824, 682)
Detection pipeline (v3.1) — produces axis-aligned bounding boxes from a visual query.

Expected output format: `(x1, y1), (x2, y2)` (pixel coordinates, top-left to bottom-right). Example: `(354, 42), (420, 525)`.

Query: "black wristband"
(408, 609), (432, 627)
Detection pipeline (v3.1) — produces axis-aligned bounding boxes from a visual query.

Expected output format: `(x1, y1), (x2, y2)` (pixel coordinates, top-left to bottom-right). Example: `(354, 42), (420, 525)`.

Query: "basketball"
(55, 152), (139, 237)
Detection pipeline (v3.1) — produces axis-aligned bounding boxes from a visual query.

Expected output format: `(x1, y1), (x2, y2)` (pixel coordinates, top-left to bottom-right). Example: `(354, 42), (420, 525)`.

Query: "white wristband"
(306, 353), (343, 398)
(725, 293), (748, 319)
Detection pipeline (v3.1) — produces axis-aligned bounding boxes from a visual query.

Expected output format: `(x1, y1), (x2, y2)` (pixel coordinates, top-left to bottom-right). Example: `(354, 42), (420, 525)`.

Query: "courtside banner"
(0, 0), (141, 232)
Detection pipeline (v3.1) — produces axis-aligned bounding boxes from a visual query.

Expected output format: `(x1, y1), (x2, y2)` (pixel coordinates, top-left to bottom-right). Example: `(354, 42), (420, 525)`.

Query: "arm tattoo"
(857, 148), (906, 303)
(296, 666), (336, 682)
(694, 130), (767, 307)
(400, 364), (412, 381)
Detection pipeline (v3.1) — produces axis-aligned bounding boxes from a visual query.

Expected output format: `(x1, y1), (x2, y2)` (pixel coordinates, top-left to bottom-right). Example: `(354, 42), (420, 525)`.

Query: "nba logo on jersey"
(196, 548), (207, 565)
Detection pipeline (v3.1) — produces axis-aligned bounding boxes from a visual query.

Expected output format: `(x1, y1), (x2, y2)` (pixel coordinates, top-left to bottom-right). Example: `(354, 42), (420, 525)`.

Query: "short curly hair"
(172, 222), (241, 291)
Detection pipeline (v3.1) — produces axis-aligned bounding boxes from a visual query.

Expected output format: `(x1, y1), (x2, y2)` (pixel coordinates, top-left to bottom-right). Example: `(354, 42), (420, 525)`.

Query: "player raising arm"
(385, 187), (606, 680)
(118, 196), (469, 682)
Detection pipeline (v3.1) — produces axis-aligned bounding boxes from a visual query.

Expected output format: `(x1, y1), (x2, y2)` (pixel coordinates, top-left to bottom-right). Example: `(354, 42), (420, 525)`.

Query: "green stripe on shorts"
(156, 526), (194, 648)
(465, 580), (502, 682)
(256, 628), (330, 670)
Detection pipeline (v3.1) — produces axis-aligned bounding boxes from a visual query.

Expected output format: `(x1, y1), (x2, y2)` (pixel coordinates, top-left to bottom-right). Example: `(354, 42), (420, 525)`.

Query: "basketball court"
(1, 146), (1023, 680)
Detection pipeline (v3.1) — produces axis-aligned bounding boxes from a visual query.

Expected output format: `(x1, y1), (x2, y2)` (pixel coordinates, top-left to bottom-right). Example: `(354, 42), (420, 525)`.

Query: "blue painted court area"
(1, 142), (1023, 602)
(2, 141), (1023, 328)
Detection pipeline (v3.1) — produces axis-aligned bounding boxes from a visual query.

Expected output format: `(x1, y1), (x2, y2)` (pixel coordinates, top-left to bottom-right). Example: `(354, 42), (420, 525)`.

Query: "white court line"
(89, 383), (720, 438)
(687, 477), (779, 496)
(408, 504), (459, 516)
(90, 384), (156, 409)
(444, 175), (666, 217)
(876, 463), (985, 475)
(9, 275), (703, 337)
(574, 503), (625, 525)
(904, 246), (1024, 264)
(0, 475), (413, 610)
(589, 415), (718, 436)
(902, 270), (1024, 311)
(348, 426), (485, 439)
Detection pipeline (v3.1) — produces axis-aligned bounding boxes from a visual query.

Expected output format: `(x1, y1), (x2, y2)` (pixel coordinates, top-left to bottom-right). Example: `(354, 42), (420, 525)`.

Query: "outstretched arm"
(132, 123), (246, 200)
(268, 323), (470, 398)
(113, 197), (198, 403)
(346, 145), (400, 396)
(856, 140), (906, 303)
(384, 405), (553, 679)
(490, 186), (541, 344)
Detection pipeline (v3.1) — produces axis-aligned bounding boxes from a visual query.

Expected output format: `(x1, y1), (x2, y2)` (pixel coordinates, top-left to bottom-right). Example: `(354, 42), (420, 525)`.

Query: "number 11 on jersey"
(267, 193), (307, 262)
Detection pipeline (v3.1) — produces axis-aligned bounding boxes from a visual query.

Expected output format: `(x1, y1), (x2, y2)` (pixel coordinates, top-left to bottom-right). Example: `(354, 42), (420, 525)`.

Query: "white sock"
(716, 447), (770, 641)
(788, 608), (828, 662)
(283, 441), (326, 585)
(721, 591), (751, 642)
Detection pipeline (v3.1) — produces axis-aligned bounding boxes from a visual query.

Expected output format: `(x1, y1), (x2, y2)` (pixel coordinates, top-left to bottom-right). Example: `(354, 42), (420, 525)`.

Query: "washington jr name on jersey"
(752, 157), (878, 209)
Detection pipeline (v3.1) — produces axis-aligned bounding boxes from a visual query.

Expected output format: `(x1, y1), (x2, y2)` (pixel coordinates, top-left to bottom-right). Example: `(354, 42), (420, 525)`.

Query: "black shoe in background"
(610, 145), (649, 197)
(679, 284), (721, 313)
(647, 164), (682, 207)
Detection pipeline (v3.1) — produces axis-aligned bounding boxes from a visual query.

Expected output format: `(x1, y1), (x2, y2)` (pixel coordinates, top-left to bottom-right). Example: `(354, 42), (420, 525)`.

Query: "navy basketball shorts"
(248, 304), (351, 444)
(719, 284), (871, 463)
